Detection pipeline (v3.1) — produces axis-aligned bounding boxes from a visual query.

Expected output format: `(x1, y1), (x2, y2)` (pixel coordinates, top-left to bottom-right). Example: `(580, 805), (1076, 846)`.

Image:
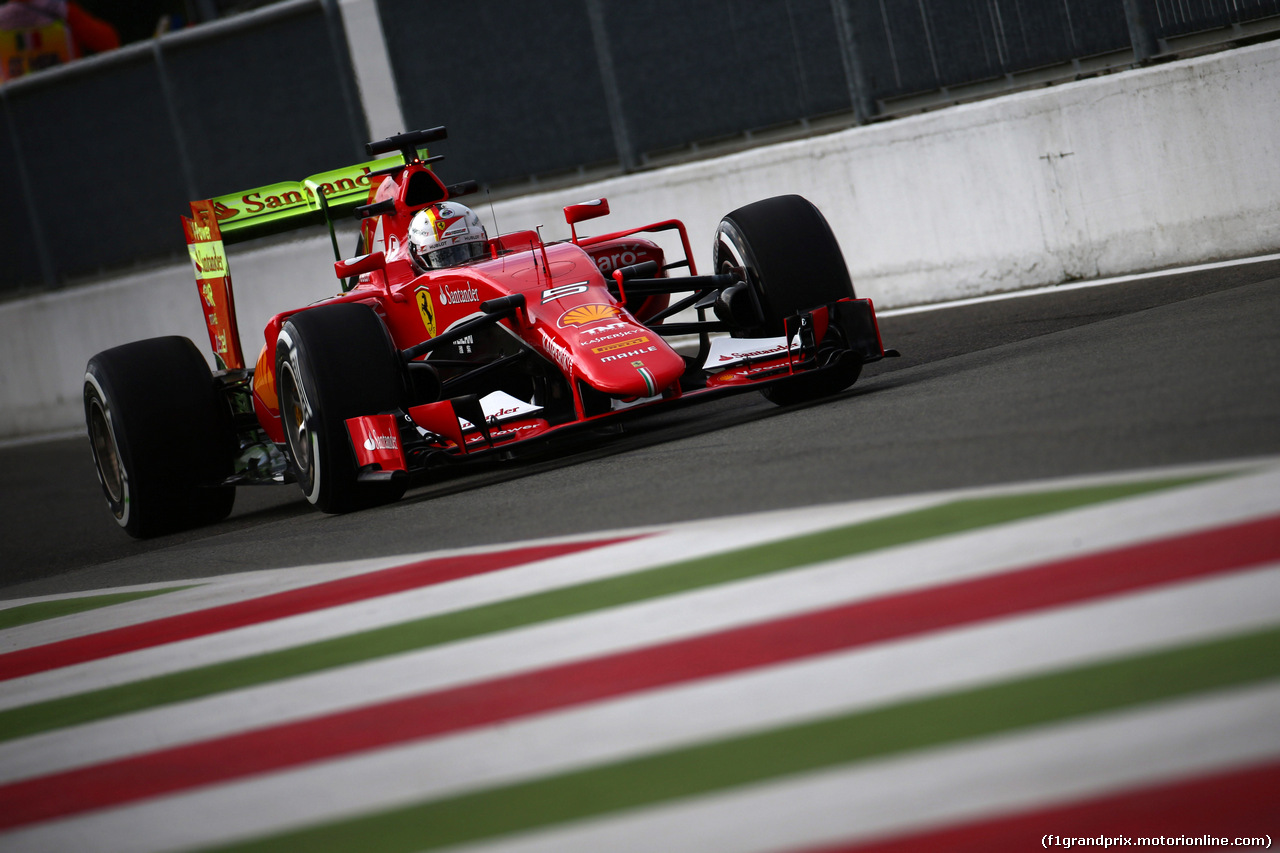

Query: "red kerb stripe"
(0, 537), (641, 682)
(1, 514), (1276, 829)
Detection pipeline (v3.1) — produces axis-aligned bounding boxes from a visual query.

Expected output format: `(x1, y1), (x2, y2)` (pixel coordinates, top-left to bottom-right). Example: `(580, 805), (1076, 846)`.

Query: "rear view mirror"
(564, 198), (610, 225)
(334, 250), (385, 279)
(564, 199), (610, 241)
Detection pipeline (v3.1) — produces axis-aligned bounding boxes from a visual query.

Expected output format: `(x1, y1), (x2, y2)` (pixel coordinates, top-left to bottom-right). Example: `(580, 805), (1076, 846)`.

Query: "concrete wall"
(3, 40), (1277, 439)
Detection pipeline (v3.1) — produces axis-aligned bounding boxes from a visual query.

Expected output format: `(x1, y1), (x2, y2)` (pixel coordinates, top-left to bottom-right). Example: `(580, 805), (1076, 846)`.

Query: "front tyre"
(275, 303), (408, 513)
(84, 337), (235, 538)
(713, 194), (862, 405)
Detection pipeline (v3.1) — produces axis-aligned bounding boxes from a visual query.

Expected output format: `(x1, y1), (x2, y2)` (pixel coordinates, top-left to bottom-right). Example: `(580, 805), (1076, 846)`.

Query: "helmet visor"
(426, 241), (488, 269)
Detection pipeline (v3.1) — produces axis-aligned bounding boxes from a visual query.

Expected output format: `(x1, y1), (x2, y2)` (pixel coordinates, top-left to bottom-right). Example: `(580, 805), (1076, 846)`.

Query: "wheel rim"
(88, 398), (124, 503)
(714, 220), (770, 333)
(279, 364), (314, 483)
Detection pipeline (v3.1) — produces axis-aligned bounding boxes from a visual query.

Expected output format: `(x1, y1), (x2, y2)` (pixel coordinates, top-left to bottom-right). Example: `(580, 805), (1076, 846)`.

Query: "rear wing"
(181, 150), (423, 371)
(206, 152), (423, 245)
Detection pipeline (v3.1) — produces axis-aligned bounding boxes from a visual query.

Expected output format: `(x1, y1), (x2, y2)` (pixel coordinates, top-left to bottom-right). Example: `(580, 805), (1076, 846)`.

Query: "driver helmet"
(407, 203), (489, 271)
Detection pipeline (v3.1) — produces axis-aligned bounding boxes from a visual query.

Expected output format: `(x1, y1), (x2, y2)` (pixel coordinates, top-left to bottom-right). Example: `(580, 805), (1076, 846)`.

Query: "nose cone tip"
(585, 344), (683, 398)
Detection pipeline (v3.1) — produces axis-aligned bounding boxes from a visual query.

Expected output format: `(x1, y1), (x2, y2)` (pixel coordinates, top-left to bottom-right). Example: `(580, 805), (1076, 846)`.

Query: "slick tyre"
(84, 337), (236, 538)
(275, 303), (408, 514)
(713, 194), (861, 405)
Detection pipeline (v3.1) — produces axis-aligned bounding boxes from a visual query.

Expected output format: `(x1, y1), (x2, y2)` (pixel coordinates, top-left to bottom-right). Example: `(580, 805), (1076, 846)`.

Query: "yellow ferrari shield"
(416, 287), (437, 338)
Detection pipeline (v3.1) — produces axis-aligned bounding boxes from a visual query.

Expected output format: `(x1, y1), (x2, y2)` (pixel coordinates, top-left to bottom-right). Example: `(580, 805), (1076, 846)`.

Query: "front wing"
(344, 297), (893, 482)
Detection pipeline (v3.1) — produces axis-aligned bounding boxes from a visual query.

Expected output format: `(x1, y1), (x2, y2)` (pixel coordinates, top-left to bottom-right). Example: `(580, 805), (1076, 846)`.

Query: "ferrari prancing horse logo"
(416, 287), (437, 338)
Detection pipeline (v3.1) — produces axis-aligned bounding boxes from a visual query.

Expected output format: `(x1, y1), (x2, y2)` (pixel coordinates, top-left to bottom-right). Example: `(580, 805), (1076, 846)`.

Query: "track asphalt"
(2, 258), (1278, 595)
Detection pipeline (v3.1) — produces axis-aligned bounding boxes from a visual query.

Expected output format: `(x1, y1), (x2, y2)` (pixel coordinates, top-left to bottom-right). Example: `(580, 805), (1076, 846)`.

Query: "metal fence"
(2, 0), (1276, 295)
(0, 0), (366, 294)
(1152, 0), (1280, 34)
(844, 0), (1133, 104)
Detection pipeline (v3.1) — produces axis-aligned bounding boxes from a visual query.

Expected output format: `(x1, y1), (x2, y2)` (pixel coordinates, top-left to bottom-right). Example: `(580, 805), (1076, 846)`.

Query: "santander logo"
(363, 433), (398, 451)
(440, 284), (480, 306)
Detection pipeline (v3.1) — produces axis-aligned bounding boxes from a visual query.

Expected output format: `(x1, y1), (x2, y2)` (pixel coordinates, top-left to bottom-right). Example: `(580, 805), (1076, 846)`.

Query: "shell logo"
(559, 304), (621, 327)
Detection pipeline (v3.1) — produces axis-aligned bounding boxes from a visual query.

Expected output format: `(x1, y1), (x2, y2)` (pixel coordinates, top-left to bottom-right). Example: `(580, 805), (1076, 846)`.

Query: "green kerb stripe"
(0, 587), (195, 631)
(0, 477), (1207, 742)
(205, 625), (1280, 853)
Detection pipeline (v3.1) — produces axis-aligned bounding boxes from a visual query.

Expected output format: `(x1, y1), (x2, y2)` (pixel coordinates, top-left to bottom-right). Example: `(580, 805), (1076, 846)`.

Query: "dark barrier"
(846, 0), (1132, 101)
(377, 0), (856, 180)
(382, 0), (1274, 187)
(378, 0), (618, 188)
(2, 50), (193, 294)
(1150, 0), (1280, 37)
(2, 0), (1275, 294)
(0, 0), (366, 295)
(600, 0), (851, 161)
(162, 5), (367, 198)
(0, 93), (49, 290)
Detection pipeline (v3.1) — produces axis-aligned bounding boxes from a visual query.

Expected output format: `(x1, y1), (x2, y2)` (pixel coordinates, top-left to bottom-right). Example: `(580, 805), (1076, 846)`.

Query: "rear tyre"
(713, 194), (862, 405)
(275, 303), (408, 513)
(84, 337), (235, 538)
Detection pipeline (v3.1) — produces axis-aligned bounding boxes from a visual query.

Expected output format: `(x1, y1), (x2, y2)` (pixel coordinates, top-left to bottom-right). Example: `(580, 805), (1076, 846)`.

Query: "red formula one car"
(84, 127), (896, 537)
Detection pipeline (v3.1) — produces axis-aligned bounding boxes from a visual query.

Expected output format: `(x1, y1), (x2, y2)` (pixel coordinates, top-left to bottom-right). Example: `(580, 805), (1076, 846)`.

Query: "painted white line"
(878, 252), (1280, 317)
(4, 454), (1268, 620)
(0, 555), (405, 639)
(0, 428), (85, 450)
(0, 494), (931, 649)
(0, 523), (715, 626)
(7, 649), (1278, 853)
(0, 498), (937, 702)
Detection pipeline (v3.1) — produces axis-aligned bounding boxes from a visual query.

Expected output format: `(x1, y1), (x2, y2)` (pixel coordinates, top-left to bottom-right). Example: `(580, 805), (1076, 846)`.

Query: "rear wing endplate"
(181, 151), (424, 371)
(183, 200), (244, 371)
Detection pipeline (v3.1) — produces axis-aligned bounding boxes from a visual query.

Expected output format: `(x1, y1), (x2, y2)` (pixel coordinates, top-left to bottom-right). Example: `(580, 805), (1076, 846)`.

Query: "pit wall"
(3, 40), (1277, 439)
